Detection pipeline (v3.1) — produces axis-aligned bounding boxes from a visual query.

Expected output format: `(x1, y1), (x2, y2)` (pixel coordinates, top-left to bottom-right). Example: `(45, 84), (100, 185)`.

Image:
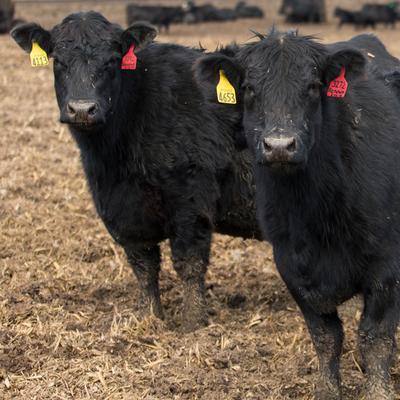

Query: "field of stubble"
(2, 0), (400, 398)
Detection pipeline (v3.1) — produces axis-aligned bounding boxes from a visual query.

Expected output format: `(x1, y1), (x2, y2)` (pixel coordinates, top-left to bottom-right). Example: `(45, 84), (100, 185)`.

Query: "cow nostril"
(67, 102), (75, 115)
(262, 138), (272, 152)
(87, 103), (97, 116)
(286, 138), (296, 153)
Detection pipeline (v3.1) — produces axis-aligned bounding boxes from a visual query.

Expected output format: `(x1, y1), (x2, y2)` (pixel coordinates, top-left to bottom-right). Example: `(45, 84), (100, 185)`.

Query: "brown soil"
(2, 0), (400, 399)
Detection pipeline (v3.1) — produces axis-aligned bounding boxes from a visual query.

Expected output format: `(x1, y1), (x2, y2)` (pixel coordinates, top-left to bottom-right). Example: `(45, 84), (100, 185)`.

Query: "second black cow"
(196, 30), (400, 399)
(11, 12), (262, 333)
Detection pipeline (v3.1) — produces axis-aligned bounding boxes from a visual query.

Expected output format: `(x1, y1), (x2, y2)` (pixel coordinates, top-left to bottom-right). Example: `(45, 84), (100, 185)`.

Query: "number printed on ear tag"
(217, 70), (236, 104)
(327, 66), (348, 98)
(30, 41), (49, 67)
(121, 44), (137, 70)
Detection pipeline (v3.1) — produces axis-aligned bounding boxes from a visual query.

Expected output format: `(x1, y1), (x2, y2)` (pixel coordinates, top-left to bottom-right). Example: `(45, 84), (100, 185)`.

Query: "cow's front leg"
(307, 311), (343, 400)
(358, 283), (400, 400)
(282, 281), (343, 399)
(124, 242), (164, 321)
(170, 216), (213, 333)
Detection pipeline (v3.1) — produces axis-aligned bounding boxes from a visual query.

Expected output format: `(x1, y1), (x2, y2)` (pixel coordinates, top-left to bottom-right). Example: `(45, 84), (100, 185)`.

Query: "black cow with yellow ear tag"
(11, 11), (262, 333)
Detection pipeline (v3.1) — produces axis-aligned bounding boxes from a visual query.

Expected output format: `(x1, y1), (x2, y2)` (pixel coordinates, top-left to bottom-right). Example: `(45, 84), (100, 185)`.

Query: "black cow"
(182, 2), (237, 23)
(126, 4), (185, 33)
(11, 11), (262, 333)
(279, 0), (326, 23)
(196, 30), (400, 399)
(335, 3), (400, 29)
(0, 0), (13, 33)
(0, 0), (23, 33)
(334, 7), (363, 28)
(359, 3), (399, 28)
(235, 1), (264, 19)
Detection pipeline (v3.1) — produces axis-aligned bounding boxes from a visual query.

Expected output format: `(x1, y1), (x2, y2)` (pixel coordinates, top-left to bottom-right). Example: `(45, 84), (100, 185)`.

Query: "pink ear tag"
(121, 45), (137, 70)
(327, 66), (348, 98)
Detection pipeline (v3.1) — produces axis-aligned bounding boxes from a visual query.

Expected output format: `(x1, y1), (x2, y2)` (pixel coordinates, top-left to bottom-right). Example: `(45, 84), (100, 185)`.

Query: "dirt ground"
(2, 0), (400, 398)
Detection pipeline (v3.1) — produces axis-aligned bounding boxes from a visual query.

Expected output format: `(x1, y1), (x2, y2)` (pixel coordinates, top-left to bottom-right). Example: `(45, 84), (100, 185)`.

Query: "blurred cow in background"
(235, 1), (264, 18)
(182, 2), (237, 23)
(334, 3), (399, 29)
(279, 0), (326, 23)
(126, 1), (264, 31)
(126, 4), (186, 33)
(0, 0), (23, 33)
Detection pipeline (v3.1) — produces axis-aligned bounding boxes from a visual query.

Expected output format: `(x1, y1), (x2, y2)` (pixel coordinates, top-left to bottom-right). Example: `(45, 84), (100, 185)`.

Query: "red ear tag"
(327, 66), (347, 98)
(121, 45), (137, 70)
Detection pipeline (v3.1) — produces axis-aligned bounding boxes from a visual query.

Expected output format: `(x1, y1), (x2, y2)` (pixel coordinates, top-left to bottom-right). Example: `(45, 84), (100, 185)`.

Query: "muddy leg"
(283, 283), (343, 399)
(124, 242), (164, 321)
(309, 313), (343, 400)
(358, 287), (400, 400)
(170, 218), (212, 333)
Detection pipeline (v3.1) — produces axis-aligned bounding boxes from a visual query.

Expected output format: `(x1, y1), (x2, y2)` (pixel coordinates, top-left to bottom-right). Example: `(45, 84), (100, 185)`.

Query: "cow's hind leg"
(170, 216), (213, 333)
(124, 242), (164, 321)
(358, 284), (400, 400)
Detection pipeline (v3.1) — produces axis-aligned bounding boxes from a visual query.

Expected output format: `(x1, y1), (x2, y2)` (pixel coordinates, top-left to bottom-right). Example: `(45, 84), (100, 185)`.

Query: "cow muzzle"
(261, 136), (298, 163)
(61, 100), (102, 125)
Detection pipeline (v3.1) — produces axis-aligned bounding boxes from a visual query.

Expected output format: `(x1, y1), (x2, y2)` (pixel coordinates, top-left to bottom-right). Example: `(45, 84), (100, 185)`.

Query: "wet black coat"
(11, 12), (261, 333)
(196, 30), (400, 399)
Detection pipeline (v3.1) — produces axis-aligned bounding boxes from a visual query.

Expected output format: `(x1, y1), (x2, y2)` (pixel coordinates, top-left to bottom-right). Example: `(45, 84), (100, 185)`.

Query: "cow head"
(11, 11), (157, 132)
(196, 29), (367, 173)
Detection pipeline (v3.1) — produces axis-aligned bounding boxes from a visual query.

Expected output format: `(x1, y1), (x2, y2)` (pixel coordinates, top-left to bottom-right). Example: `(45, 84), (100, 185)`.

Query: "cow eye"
(308, 82), (319, 94)
(105, 58), (118, 67)
(245, 84), (254, 95)
(53, 58), (60, 66)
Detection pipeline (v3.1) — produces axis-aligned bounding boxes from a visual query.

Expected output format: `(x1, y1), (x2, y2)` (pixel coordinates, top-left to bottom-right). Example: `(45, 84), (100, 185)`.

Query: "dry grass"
(2, 0), (400, 399)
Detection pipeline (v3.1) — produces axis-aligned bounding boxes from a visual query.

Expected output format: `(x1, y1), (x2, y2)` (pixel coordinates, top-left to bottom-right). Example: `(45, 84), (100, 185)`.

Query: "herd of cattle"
(335, 2), (400, 28)
(3, 0), (400, 34)
(126, 0), (400, 31)
(127, 1), (264, 32)
(126, 0), (327, 31)
(8, 2), (400, 400)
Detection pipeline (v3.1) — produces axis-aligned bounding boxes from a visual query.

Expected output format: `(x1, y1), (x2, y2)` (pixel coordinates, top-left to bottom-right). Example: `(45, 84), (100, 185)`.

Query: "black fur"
(11, 11), (262, 333)
(125, 4), (185, 33)
(334, 4), (399, 30)
(279, 0), (325, 23)
(196, 29), (400, 399)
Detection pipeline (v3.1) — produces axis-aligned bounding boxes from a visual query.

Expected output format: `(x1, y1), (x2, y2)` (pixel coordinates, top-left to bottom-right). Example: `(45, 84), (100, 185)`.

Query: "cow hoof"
(136, 299), (165, 322)
(180, 313), (210, 333)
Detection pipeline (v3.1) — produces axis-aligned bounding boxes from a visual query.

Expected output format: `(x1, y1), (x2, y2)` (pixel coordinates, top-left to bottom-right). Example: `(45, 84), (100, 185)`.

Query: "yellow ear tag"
(30, 42), (49, 67)
(216, 70), (236, 104)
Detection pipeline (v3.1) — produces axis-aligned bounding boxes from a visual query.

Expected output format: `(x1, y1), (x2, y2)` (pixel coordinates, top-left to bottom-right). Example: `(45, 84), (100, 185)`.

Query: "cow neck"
(262, 115), (351, 248)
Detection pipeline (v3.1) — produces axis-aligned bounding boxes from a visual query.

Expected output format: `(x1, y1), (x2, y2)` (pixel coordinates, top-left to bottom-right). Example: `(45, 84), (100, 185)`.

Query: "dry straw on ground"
(2, 1), (400, 399)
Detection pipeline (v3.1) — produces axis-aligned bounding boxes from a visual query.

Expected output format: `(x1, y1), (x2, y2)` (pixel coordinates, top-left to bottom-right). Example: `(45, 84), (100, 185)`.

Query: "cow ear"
(11, 22), (52, 55)
(195, 53), (247, 150)
(195, 53), (243, 92)
(323, 49), (367, 85)
(120, 21), (158, 54)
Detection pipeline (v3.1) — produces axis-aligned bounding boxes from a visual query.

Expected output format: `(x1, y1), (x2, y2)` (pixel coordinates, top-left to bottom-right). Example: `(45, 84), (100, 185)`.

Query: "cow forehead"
(240, 31), (327, 106)
(240, 31), (326, 82)
(52, 12), (120, 52)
